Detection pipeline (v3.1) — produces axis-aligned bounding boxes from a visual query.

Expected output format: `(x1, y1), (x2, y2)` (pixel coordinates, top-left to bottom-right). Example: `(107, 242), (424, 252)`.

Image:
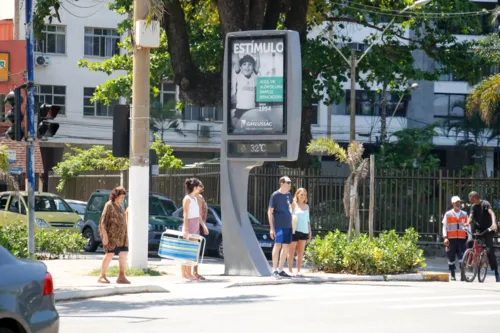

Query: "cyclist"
(442, 196), (469, 281)
(466, 191), (500, 282)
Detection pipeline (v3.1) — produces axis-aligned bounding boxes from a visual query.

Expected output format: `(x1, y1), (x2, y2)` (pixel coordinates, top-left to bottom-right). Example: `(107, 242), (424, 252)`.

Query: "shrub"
(305, 228), (426, 275)
(0, 221), (87, 259)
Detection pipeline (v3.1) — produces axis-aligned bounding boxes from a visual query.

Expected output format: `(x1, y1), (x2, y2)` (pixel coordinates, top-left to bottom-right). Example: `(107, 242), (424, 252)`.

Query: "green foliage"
(52, 145), (129, 192)
(0, 145), (10, 172)
(305, 229), (426, 275)
(376, 125), (441, 170)
(0, 221), (87, 259)
(150, 134), (183, 170)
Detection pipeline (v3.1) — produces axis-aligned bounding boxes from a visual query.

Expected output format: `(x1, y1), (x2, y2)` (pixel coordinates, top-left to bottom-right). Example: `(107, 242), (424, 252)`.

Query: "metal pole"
(369, 154), (375, 241)
(128, 0), (150, 269)
(349, 49), (356, 143)
(25, 0), (36, 257)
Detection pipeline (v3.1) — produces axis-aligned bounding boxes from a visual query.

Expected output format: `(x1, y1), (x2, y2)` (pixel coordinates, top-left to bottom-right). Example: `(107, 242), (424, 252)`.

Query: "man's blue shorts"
(275, 228), (293, 245)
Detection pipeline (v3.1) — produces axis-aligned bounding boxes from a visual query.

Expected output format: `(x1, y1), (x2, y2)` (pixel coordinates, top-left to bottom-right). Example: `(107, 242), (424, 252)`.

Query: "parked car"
(172, 204), (273, 258)
(0, 245), (59, 333)
(81, 190), (182, 252)
(0, 191), (83, 232)
(65, 199), (87, 220)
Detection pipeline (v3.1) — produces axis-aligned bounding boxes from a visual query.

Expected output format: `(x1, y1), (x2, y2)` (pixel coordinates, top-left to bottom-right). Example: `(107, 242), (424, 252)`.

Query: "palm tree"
(150, 99), (186, 141)
(306, 139), (369, 241)
(466, 74), (500, 126)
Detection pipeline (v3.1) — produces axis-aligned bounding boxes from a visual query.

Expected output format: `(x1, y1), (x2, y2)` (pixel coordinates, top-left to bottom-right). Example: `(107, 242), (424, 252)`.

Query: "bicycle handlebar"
(465, 228), (491, 238)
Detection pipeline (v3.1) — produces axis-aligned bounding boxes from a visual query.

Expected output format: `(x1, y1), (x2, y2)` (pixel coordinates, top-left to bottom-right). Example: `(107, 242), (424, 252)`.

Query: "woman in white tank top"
(181, 177), (207, 282)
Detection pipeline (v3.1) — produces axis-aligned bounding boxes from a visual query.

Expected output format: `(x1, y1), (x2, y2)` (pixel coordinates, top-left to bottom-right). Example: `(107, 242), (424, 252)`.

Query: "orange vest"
(445, 210), (467, 239)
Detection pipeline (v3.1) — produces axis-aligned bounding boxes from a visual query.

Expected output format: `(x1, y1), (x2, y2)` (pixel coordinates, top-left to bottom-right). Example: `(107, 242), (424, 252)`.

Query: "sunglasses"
(283, 181), (291, 185)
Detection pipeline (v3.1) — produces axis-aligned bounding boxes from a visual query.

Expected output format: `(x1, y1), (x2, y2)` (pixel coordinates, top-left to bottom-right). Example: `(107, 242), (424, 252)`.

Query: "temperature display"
(227, 140), (287, 158)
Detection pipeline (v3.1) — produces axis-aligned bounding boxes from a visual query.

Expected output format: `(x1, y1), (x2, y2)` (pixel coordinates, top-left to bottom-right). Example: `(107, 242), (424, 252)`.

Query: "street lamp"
(384, 83), (419, 140)
(329, 0), (431, 142)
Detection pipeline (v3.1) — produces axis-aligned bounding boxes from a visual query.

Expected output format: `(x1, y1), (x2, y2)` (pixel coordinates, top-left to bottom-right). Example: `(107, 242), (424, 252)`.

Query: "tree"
(442, 111), (500, 177)
(0, 145), (19, 191)
(53, 139), (183, 191)
(150, 133), (184, 170)
(34, 0), (486, 166)
(306, 138), (368, 241)
(150, 100), (186, 141)
(376, 125), (441, 170)
(52, 145), (129, 192)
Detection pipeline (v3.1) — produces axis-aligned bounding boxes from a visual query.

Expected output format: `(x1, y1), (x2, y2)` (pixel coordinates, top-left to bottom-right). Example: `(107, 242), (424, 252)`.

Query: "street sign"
(9, 166), (23, 175)
(8, 150), (16, 164)
(221, 30), (302, 276)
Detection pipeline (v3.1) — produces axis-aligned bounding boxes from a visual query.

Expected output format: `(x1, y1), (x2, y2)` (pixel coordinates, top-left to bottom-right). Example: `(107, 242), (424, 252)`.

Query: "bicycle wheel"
(461, 249), (477, 282)
(477, 250), (489, 283)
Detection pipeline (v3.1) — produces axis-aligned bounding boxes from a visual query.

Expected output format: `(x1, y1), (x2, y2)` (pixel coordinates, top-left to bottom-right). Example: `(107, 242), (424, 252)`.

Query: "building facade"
(7, 0), (500, 174)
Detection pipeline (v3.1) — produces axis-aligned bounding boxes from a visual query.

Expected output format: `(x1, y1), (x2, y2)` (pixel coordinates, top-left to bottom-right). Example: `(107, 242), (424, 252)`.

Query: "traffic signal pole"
(25, 0), (36, 256)
(128, 0), (150, 269)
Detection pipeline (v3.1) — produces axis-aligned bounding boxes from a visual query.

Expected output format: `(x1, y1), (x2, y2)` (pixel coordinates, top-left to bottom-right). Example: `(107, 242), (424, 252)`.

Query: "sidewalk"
(44, 255), (450, 303)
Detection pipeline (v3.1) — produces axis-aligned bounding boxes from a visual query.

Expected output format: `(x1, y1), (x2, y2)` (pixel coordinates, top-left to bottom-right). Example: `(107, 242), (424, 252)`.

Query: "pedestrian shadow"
(60, 314), (165, 324)
(57, 294), (274, 315)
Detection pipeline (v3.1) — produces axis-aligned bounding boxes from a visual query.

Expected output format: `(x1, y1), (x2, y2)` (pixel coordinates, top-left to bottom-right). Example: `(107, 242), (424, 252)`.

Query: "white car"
(65, 199), (87, 220)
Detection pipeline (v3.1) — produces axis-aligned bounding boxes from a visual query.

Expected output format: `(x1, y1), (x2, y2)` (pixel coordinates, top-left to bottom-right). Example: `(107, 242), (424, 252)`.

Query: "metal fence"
(48, 167), (500, 239)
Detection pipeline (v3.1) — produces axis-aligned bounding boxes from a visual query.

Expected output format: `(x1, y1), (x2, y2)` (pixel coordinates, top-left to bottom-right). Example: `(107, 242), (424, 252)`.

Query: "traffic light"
(4, 88), (25, 141)
(37, 104), (60, 139)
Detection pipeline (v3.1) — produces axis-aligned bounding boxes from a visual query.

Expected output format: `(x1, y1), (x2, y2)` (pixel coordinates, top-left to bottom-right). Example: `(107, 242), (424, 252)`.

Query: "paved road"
(58, 279), (500, 333)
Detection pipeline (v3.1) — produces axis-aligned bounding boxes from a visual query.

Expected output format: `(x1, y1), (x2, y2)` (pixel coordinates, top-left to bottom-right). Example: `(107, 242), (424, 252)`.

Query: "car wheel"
(217, 238), (224, 259)
(83, 227), (98, 252)
(0, 327), (16, 333)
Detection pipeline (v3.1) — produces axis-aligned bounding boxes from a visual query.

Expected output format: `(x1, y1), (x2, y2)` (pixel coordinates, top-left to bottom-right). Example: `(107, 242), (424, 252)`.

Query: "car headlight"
(76, 219), (84, 229)
(148, 223), (152, 231)
(35, 218), (49, 228)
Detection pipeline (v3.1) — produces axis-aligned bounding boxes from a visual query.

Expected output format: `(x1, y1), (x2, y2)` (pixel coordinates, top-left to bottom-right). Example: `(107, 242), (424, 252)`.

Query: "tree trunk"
(380, 85), (388, 144)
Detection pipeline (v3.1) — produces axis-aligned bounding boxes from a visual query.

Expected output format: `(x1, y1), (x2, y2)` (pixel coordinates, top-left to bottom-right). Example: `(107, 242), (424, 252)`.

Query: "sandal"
(98, 276), (110, 284)
(116, 277), (131, 284)
(194, 274), (206, 281)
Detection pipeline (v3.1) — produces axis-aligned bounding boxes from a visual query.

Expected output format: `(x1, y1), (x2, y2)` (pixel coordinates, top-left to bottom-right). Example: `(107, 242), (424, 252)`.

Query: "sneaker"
(272, 270), (281, 279)
(279, 270), (292, 278)
(495, 275), (500, 283)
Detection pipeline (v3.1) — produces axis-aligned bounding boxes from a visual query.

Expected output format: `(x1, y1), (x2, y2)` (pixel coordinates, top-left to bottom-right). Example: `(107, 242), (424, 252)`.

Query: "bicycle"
(461, 227), (492, 283)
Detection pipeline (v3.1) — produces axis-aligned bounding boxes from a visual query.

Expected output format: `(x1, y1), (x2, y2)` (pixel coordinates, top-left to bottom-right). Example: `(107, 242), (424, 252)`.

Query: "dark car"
(81, 190), (183, 252)
(0, 245), (59, 333)
(172, 205), (273, 258)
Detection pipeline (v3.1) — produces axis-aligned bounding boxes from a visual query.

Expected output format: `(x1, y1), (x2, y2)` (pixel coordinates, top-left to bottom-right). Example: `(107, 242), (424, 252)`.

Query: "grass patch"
(89, 266), (167, 277)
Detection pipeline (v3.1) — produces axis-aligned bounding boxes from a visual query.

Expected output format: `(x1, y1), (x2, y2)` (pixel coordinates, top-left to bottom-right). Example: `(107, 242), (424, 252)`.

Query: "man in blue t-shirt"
(268, 176), (293, 278)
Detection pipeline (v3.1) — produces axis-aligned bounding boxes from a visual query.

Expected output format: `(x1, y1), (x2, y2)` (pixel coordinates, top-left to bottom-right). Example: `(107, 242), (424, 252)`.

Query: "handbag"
(292, 214), (298, 234)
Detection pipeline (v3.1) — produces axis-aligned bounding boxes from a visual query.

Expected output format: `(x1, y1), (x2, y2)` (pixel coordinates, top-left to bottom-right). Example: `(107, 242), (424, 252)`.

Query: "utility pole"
(128, 0), (151, 269)
(349, 49), (356, 143)
(25, 0), (36, 256)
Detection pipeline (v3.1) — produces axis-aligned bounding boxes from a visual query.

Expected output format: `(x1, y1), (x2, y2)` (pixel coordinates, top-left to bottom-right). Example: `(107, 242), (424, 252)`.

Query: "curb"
(226, 272), (449, 288)
(55, 285), (169, 303)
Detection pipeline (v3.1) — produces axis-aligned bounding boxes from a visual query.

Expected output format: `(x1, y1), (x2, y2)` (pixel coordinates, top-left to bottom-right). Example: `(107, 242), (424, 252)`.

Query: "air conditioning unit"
(198, 125), (211, 138)
(35, 55), (50, 66)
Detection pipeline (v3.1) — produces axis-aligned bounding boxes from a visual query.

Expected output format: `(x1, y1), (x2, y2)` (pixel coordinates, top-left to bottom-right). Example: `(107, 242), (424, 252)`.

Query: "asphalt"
(56, 280), (500, 333)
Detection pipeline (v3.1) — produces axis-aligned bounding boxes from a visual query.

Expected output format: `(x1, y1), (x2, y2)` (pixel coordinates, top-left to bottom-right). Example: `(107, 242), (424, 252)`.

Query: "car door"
(4, 194), (26, 225)
(0, 193), (11, 226)
(203, 208), (220, 250)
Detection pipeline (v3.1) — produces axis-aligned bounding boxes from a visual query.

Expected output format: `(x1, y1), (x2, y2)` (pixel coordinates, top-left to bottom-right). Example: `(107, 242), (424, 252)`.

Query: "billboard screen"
(227, 35), (286, 135)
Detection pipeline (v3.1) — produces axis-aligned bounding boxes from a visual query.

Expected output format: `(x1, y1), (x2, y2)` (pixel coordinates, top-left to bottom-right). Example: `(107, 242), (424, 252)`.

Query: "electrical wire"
(60, 1), (106, 19)
(336, 0), (497, 17)
(64, 0), (107, 9)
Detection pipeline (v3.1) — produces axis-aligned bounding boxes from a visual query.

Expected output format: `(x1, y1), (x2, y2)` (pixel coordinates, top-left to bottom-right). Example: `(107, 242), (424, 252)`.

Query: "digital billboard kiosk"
(221, 30), (302, 276)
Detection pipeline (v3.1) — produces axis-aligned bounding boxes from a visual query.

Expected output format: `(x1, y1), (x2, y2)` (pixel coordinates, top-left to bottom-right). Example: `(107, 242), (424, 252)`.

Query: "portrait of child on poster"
(228, 37), (285, 135)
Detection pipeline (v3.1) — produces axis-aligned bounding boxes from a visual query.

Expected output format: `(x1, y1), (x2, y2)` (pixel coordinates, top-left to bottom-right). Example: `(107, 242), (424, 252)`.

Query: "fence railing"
(48, 167), (500, 238)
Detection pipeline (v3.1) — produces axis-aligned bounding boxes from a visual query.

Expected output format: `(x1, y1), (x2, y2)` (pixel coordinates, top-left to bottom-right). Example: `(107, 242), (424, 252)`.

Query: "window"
(23, 196), (73, 212)
(183, 105), (223, 121)
(87, 195), (107, 212)
(35, 25), (66, 54)
(345, 90), (410, 117)
(84, 28), (120, 58)
(0, 195), (9, 210)
(36, 85), (66, 115)
(160, 199), (177, 216)
(83, 87), (116, 117)
(311, 99), (319, 125)
(8, 195), (25, 215)
(433, 94), (466, 118)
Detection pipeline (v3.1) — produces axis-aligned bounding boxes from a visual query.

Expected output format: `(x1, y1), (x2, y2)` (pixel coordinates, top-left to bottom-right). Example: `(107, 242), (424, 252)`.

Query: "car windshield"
(69, 203), (86, 215)
(210, 206), (262, 225)
(24, 196), (74, 213)
(123, 196), (170, 217)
